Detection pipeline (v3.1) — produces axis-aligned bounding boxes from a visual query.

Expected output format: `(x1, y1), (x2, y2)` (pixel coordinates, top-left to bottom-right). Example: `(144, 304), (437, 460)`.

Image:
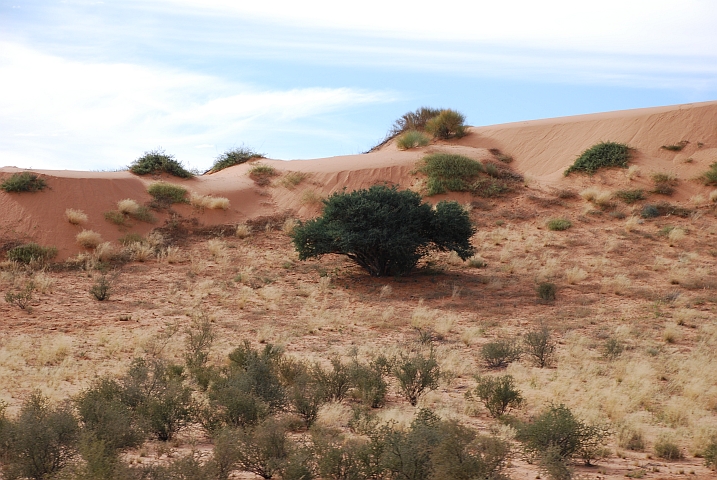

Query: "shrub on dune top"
(129, 149), (193, 178)
(1, 172), (47, 193)
(424, 109), (466, 139)
(396, 130), (430, 150)
(564, 141), (631, 176)
(207, 147), (264, 174)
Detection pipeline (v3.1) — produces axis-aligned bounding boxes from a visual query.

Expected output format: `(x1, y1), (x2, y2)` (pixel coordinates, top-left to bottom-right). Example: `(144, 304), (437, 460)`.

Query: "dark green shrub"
(480, 340), (521, 369)
(183, 313), (216, 391)
(249, 164), (277, 186)
(312, 430), (375, 480)
(396, 130), (430, 150)
(523, 328), (555, 368)
(227, 342), (285, 411)
(537, 446), (572, 480)
(516, 404), (610, 466)
(615, 189), (645, 204)
(640, 202), (691, 219)
(660, 141), (688, 151)
(547, 218), (571, 231)
(537, 282), (557, 301)
(350, 359), (389, 408)
(90, 275), (111, 301)
(564, 142), (631, 176)
(424, 109), (466, 139)
(489, 148), (513, 163)
(641, 204), (660, 218)
(379, 409), (442, 480)
(392, 351), (440, 406)
(313, 356), (352, 402)
(602, 337), (624, 360)
(430, 421), (510, 480)
(701, 162), (717, 185)
(0, 392), (79, 480)
(208, 147), (263, 173)
(1, 172), (47, 193)
(7, 243), (57, 264)
(417, 153), (484, 196)
(231, 418), (292, 479)
(471, 375), (524, 417)
(129, 149), (193, 178)
(292, 185), (475, 277)
(147, 182), (188, 204)
(654, 437), (683, 460)
(704, 436), (717, 470)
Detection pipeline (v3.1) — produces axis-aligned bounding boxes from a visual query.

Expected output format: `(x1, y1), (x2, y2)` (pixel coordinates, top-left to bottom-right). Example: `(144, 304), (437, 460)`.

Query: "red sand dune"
(1, 101), (716, 260)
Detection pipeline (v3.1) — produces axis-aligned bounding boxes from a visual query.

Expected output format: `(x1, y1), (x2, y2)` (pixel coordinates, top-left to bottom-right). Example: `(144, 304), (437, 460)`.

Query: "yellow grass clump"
(65, 208), (88, 225)
(235, 223), (252, 239)
(626, 164), (641, 180)
(668, 227), (686, 246)
(710, 189), (717, 203)
(76, 229), (103, 249)
(190, 193), (230, 210)
(625, 216), (641, 232)
(95, 242), (116, 262)
(564, 266), (588, 284)
(117, 198), (140, 215)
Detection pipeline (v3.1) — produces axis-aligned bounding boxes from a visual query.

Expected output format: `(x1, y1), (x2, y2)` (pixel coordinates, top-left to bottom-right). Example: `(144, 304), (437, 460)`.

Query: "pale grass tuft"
(466, 255), (487, 268)
(580, 187), (612, 205)
(379, 284), (393, 299)
(446, 251), (464, 265)
(32, 271), (54, 294)
(159, 246), (182, 263)
(279, 171), (308, 189)
(127, 242), (154, 262)
(626, 165), (641, 180)
(663, 324), (681, 344)
(376, 406), (415, 430)
(689, 194), (706, 205)
(76, 229), (103, 249)
(564, 266), (588, 284)
(95, 242), (116, 262)
(117, 198), (140, 215)
(709, 189), (717, 202)
(411, 305), (437, 330)
(235, 223), (252, 239)
(65, 208), (88, 225)
(316, 402), (353, 429)
(460, 326), (483, 346)
(601, 274), (631, 295)
(625, 216), (641, 232)
(668, 227), (686, 246)
(36, 336), (73, 366)
(145, 231), (165, 249)
(190, 193), (230, 210)
(580, 187), (600, 202)
(318, 275), (331, 292)
(282, 218), (299, 235)
(300, 189), (323, 206)
(206, 239), (226, 258)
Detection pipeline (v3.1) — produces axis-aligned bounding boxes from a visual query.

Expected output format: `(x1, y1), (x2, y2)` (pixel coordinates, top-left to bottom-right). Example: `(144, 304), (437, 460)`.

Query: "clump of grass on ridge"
(129, 149), (193, 178)
(147, 182), (188, 203)
(206, 147), (263, 174)
(1, 172), (47, 193)
(417, 153), (484, 196)
(396, 130), (430, 150)
(564, 141), (631, 176)
(249, 164), (277, 186)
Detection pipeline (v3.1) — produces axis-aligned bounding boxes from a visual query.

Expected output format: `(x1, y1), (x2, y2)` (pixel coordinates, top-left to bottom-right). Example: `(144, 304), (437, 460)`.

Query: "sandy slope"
(1, 101), (716, 260)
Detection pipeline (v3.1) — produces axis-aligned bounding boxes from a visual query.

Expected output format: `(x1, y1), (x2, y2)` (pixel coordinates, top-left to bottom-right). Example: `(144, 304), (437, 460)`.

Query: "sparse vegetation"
(65, 208), (88, 225)
(279, 171), (308, 189)
(654, 437), (683, 460)
(392, 350), (440, 406)
(147, 182), (188, 204)
(90, 274), (112, 301)
(248, 164), (277, 186)
(471, 374), (523, 417)
(651, 172), (678, 195)
(660, 140), (688, 151)
(4, 281), (35, 310)
(701, 162), (717, 185)
(547, 218), (571, 231)
(481, 340), (521, 369)
(291, 185), (475, 276)
(417, 153), (484, 196)
(129, 149), (193, 178)
(396, 130), (430, 149)
(537, 282), (557, 301)
(207, 147), (263, 173)
(564, 141), (631, 176)
(489, 148), (513, 163)
(614, 189), (645, 204)
(6, 243), (57, 264)
(190, 193), (230, 210)
(523, 327), (555, 368)
(1, 172), (47, 192)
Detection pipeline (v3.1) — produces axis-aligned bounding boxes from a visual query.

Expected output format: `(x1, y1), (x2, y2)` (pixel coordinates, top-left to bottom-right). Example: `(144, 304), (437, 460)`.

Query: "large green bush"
(1, 172), (47, 193)
(129, 149), (193, 178)
(564, 142), (631, 176)
(291, 185), (475, 276)
(424, 109), (466, 139)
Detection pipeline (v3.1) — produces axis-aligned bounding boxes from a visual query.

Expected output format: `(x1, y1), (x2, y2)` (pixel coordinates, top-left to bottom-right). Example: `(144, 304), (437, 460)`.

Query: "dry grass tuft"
(626, 165), (641, 180)
(235, 223), (252, 239)
(625, 216), (641, 232)
(565, 266), (588, 284)
(190, 193), (230, 210)
(279, 171), (308, 189)
(206, 239), (226, 258)
(301, 190), (324, 206)
(95, 242), (116, 262)
(126, 242), (153, 262)
(710, 189), (717, 203)
(76, 229), (103, 249)
(668, 227), (686, 246)
(282, 218), (299, 235)
(65, 208), (88, 225)
(159, 246), (182, 263)
(117, 198), (140, 215)
(601, 274), (632, 295)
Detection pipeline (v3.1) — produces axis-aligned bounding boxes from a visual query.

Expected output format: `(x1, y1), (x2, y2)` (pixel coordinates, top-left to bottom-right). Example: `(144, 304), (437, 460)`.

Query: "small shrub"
(208, 146), (263, 173)
(1, 172), (47, 192)
(65, 208), (88, 225)
(5, 282), (35, 310)
(547, 218), (571, 231)
(618, 426), (644, 451)
(615, 189), (645, 204)
(76, 229), (103, 249)
(235, 223), (252, 239)
(700, 162), (717, 186)
(393, 351), (440, 406)
(472, 375), (523, 417)
(129, 149), (193, 178)
(389, 106), (443, 136)
(705, 436), (717, 470)
(279, 171), (308, 189)
(104, 210), (128, 226)
(537, 282), (556, 301)
(396, 130), (430, 149)
(118, 232), (143, 246)
(602, 337), (624, 360)
(424, 109), (466, 139)
(229, 418), (292, 479)
(7, 243), (57, 264)
(660, 140), (688, 151)
(300, 189), (323, 206)
(651, 173), (677, 196)
(417, 153), (484, 196)
(351, 357), (390, 408)
(523, 328), (555, 368)
(148, 182), (188, 203)
(90, 274), (112, 301)
(249, 164), (277, 186)
(641, 204), (660, 218)
(564, 141), (631, 176)
(117, 198), (140, 215)
(481, 340), (521, 369)
(654, 437), (683, 460)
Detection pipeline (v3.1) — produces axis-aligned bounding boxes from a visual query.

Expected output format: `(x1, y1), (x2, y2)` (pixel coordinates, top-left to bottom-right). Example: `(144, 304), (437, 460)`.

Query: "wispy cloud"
(0, 42), (394, 170)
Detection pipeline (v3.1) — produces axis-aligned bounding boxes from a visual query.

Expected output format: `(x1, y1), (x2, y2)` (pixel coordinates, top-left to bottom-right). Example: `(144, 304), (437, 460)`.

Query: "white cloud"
(0, 42), (393, 170)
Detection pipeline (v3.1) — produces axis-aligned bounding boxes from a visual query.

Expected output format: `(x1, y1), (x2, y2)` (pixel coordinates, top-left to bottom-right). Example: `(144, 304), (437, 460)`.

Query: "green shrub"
(424, 109), (466, 139)
(0, 392), (79, 480)
(547, 218), (571, 231)
(651, 173), (677, 196)
(147, 182), (188, 204)
(641, 204), (660, 218)
(417, 153), (484, 195)
(393, 351), (440, 406)
(389, 107), (443, 136)
(292, 185), (475, 277)
(104, 210), (128, 226)
(249, 164), (277, 186)
(704, 436), (717, 470)
(516, 404), (610, 466)
(313, 356), (352, 402)
(90, 275), (112, 301)
(350, 358), (389, 408)
(5, 282), (35, 310)
(208, 147), (263, 173)
(396, 130), (430, 150)
(472, 375), (523, 417)
(602, 337), (624, 360)
(654, 437), (683, 460)
(615, 189), (645, 204)
(564, 142), (631, 176)
(118, 233), (144, 246)
(537, 282), (557, 301)
(523, 328), (556, 368)
(701, 163), (717, 186)
(7, 243), (57, 264)
(129, 149), (193, 178)
(183, 314), (216, 391)
(1, 172), (47, 193)
(231, 418), (292, 479)
(660, 141), (688, 151)
(480, 340), (521, 369)
(640, 202), (691, 219)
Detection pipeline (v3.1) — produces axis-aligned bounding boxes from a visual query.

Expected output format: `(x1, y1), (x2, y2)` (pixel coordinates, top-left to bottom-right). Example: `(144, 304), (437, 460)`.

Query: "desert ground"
(1, 101), (717, 479)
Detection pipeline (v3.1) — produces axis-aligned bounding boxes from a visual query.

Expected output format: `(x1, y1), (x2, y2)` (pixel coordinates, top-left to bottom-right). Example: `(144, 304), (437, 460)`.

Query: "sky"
(2, 0), (717, 172)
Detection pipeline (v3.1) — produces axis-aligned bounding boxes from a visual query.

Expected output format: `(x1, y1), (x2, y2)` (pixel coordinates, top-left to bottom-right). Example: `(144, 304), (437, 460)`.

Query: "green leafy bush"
(1, 172), (47, 193)
(480, 340), (521, 369)
(472, 375), (523, 417)
(615, 189), (646, 204)
(6, 243), (57, 264)
(523, 328), (555, 368)
(291, 185), (475, 277)
(547, 218), (572, 231)
(424, 109), (466, 139)
(396, 130), (430, 150)
(230, 418), (292, 479)
(564, 142), (631, 176)
(417, 153), (484, 196)
(208, 147), (263, 173)
(147, 182), (188, 204)
(393, 351), (440, 406)
(129, 149), (193, 178)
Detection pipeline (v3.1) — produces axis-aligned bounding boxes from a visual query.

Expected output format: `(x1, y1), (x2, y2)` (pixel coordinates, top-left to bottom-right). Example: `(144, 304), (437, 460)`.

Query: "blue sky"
(2, 0), (716, 172)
